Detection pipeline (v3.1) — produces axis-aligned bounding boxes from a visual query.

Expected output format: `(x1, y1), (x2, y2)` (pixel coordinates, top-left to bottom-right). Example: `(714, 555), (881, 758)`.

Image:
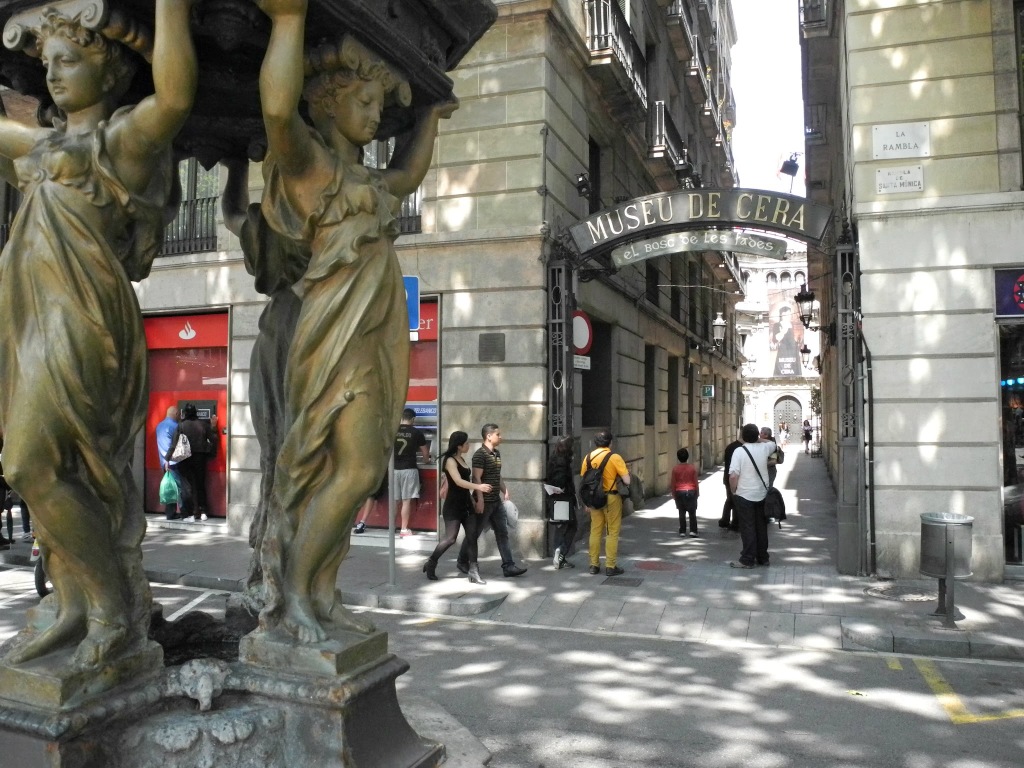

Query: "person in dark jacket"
(546, 436), (578, 569)
(719, 429), (743, 531)
(164, 404), (215, 522)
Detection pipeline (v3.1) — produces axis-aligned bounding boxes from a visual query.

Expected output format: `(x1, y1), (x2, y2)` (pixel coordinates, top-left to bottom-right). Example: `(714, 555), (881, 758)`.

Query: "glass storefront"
(1000, 323), (1024, 564)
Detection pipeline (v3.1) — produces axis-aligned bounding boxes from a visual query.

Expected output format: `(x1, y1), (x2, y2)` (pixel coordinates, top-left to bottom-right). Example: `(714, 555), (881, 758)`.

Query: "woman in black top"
(424, 431), (492, 583)
(546, 436), (578, 569)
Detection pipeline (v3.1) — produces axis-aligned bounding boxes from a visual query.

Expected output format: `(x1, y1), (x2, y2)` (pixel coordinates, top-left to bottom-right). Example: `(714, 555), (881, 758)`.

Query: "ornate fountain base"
(0, 627), (444, 768)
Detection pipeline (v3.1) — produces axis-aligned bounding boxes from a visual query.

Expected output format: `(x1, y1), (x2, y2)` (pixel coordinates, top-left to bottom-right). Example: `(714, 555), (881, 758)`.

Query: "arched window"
(795, 271), (805, 285)
(780, 271), (792, 287)
(766, 272), (778, 286)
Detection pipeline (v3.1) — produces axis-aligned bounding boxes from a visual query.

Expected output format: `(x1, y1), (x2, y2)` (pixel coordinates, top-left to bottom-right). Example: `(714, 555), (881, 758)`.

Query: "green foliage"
(810, 384), (821, 415)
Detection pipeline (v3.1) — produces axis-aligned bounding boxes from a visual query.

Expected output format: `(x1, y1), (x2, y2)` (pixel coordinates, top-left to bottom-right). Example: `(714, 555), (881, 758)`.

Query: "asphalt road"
(2, 566), (1023, 768)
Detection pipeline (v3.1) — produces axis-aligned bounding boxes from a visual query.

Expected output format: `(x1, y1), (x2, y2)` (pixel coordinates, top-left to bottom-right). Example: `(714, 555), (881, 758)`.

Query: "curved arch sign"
(568, 188), (833, 261)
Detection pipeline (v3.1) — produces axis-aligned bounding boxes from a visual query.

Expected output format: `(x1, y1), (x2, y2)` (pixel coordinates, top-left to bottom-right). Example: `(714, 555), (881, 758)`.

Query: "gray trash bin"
(919, 512), (973, 579)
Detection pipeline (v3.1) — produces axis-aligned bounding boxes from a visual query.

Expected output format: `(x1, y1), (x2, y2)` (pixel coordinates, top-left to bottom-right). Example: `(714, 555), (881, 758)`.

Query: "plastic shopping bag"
(159, 471), (179, 505)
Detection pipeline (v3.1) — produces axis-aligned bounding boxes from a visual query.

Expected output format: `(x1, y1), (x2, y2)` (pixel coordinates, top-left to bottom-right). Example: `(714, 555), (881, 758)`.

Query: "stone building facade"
(801, 0), (1024, 580)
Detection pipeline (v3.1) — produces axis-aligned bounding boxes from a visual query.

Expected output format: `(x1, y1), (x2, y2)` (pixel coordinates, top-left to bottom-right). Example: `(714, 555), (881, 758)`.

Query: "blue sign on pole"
(404, 276), (420, 332)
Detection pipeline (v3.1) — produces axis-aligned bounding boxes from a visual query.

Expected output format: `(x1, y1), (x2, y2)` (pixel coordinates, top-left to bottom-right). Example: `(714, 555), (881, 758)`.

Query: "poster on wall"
(767, 287), (804, 376)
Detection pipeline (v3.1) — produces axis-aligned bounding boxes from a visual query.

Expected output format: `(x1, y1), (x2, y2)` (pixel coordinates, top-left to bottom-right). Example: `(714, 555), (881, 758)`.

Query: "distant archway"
(773, 396), (802, 440)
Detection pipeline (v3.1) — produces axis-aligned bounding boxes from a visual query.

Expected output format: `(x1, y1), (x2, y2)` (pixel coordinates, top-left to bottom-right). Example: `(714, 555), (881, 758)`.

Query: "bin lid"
(920, 512), (974, 524)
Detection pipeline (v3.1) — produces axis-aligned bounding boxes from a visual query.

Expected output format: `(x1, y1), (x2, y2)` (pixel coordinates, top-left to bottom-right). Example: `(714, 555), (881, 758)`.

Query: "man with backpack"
(580, 431), (630, 576)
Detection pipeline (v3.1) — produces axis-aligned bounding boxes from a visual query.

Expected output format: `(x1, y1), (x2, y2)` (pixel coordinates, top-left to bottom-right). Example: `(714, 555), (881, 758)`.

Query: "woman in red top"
(671, 448), (700, 537)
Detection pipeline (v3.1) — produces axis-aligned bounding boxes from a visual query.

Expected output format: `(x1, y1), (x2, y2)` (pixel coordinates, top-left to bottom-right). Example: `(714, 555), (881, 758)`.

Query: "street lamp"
(800, 343), (812, 367)
(794, 283), (816, 329)
(712, 312), (727, 347)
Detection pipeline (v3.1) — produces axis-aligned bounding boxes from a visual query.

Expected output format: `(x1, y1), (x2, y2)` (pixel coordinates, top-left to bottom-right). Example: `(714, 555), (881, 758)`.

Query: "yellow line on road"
(914, 659), (1024, 724)
(886, 658), (903, 671)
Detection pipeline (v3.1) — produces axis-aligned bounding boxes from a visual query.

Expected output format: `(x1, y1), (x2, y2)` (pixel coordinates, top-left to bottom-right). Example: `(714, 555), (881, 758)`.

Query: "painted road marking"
(914, 659), (1024, 724)
(886, 658), (903, 671)
(166, 590), (215, 622)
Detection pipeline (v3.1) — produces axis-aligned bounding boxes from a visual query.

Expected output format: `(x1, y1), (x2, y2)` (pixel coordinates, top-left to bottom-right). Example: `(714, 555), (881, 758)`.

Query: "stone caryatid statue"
(253, 0), (457, 644)
(0, 0), (198, 674)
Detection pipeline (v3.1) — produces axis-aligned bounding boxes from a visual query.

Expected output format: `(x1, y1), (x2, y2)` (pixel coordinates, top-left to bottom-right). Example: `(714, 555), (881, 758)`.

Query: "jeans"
(733, 494), (769, 566)
(589, 493), (623, 568)
(459, 498), (515, 569)
(673, 491), (698, 534)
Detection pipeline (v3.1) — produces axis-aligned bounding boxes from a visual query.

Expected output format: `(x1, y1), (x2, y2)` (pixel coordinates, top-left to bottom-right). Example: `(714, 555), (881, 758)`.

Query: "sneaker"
(605, 566), (625, 577)
(679, 529), (686, 537)
(353, 521), (367, 534)
(553, 547), (561, 569)
(22, 532), (33, 541)
(729, 561), (755, 569)
(399, 528), (414, 537)
(688, 532), (699, 538)
(199, 514), (208, 521)
(502, 564), (527, 578)
(559, 556), (575, 569)
(181, 516), (195, 523)
(589, 565), (600, 575)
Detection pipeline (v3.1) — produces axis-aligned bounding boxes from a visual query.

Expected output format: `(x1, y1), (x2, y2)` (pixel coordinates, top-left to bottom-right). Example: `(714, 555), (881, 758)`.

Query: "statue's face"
(335, 79), (384, 146)
(41, 35), (107, 113)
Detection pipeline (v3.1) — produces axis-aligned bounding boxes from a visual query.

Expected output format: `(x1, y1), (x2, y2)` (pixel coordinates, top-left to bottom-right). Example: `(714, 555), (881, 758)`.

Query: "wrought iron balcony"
(584, 0), (648, 116)
(700, 98), (721, 139)
(800, 0), (831, 37)
(162, 196), (218, 256)
(647, 101), (688, 189)
(685, 36), (712, 105)
(666, 1), (695, 62)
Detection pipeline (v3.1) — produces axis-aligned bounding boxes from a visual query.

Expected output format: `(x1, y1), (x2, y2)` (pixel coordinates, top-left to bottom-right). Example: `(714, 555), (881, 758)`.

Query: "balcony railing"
(666, 1), (695, 61)
(397, 188), (422, 235)
(649, 100), (687, 170)
(686, 35), (712, 104)
(162, 195), (218, 256)
(800, 0), (831, 37)
(585, 0), (648, 111)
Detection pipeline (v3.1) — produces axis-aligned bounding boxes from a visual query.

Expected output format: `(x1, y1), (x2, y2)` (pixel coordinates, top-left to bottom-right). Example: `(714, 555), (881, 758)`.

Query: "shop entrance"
(143, 313), (228, 518)
(1000, 322), (1024, 565)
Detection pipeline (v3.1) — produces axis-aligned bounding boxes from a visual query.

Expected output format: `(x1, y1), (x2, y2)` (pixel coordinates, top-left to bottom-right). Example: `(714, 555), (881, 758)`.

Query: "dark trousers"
(431, 509), (484, 564)
(175, 457), (200, 516)
(673, 491), (698, 534)
(720, 486), (735, 527)
(734, 494), (769, 566)
(458, 498), (514, 569)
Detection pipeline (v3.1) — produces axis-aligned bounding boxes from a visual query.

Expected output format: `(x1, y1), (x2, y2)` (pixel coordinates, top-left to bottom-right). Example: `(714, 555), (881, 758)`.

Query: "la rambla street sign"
(569, 188), (832, 258)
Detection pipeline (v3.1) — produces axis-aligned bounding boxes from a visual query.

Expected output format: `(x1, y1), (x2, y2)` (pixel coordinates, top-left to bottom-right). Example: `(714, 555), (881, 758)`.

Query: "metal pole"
(387, 452), (396, 587)
(943, 523), (956, 628)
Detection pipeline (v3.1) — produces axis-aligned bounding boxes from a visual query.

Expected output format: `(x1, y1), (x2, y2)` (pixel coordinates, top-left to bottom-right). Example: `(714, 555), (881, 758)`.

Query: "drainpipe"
(863, 337), (876, 575)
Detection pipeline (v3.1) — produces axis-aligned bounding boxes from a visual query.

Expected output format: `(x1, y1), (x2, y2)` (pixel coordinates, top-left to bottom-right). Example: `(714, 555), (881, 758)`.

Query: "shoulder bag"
(741, 446), (786, 526)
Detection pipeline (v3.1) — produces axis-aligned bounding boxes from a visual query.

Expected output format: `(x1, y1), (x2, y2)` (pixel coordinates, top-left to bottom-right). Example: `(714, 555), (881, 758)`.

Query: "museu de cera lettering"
(568, 188), (832, 257)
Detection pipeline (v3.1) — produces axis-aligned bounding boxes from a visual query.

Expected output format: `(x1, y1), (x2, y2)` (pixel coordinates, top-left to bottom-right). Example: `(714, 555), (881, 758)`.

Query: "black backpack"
(579, 450), (613, 509)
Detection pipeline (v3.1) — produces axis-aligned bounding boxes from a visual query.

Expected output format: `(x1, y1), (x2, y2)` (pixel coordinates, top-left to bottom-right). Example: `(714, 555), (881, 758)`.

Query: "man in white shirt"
(728, 423), (778, 569)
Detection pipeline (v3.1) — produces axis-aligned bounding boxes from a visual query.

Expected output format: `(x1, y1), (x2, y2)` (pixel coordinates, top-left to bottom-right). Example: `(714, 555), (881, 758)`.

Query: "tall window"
(587, 138), (602, 215)
(364, 138), (423, 234)
(162, 158), (219, 256)
(667, 355), (680, 425)
(645, 345), (657, 426)
(646, 262), (660, 305)
(581, 319), (613, 427)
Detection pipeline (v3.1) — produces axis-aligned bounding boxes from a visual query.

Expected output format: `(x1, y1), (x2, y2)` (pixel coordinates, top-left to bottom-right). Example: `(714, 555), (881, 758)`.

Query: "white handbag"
(171, 433), (192, 462)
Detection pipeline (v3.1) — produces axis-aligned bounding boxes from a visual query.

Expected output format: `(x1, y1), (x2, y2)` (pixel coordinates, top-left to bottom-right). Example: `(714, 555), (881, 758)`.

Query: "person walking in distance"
(393, 408), (429, 536)
(546, 436), (578, 569)
(423, 431), (492, 583)
(671, 448), (699, 538)
(581, 431), (631, 576)
(458, 424), (527, 578)
(728, 423), (778, 569)
(802, 420), (813, 454)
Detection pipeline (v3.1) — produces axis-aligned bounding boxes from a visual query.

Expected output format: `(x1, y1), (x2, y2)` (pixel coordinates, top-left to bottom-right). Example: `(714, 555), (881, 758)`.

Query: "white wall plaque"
(573, 355), (591, 370)
(876, 165), (924, 195)
(872, 122), (930, 160)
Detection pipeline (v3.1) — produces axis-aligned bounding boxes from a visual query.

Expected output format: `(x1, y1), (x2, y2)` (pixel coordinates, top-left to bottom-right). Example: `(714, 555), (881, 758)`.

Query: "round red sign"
(573, 311), (593, 355)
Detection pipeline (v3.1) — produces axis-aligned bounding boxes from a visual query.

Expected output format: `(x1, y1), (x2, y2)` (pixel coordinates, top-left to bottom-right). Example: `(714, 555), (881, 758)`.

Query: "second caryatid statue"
(0, 0), (496, 764)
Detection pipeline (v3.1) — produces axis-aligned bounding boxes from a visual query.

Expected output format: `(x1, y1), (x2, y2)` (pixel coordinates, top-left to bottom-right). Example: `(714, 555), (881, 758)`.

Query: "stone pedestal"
(0, 627), (444, 767)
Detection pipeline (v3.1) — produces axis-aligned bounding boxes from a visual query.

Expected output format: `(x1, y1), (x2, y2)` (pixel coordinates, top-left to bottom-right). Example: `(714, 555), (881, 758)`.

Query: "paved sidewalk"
(4, 450), (1024, 661)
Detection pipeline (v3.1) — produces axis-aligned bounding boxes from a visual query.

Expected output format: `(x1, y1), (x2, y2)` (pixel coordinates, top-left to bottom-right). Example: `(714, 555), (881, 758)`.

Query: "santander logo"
(178, 322), (197, 341)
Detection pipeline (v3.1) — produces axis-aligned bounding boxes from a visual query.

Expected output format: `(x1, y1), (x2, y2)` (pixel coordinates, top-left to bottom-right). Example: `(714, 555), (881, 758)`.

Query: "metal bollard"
(919, 513), (973, 628)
